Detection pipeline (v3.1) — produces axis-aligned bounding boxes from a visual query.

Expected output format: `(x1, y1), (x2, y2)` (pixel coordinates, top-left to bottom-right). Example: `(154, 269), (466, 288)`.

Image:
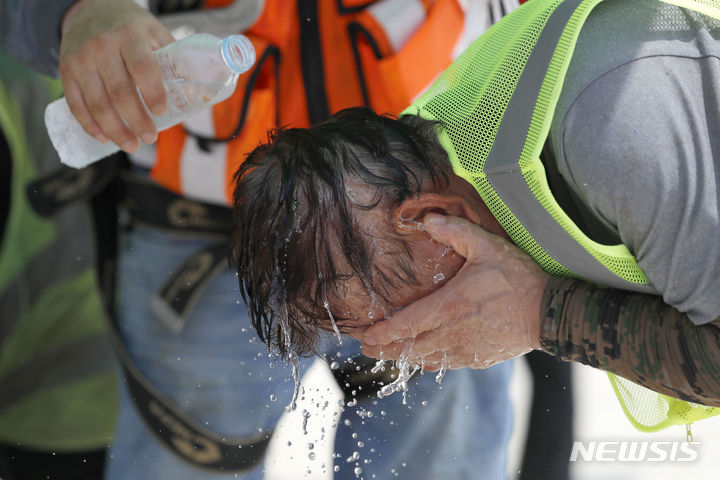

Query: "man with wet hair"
(232, 0), (720, 411)
(233, 98), (720, 410)
(232, 109), (466, 355)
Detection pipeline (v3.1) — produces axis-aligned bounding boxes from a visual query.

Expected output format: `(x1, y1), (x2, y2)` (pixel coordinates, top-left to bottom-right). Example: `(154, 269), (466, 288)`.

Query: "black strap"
(105, 313), (273, 472)
(151, 242), (229, 333)
(118, 171), (233, 239)
(26, 156), (120, 217)
(99, 173), (273, 472)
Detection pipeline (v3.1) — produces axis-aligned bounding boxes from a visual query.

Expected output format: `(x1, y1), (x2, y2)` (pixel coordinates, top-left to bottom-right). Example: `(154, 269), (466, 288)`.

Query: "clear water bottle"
(45, 33), (255, 168)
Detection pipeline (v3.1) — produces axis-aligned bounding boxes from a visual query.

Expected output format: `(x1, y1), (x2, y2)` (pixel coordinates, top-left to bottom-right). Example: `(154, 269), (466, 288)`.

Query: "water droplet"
(330, 361), (340, 370)
(435, 353), (448, 384)
(370, 359), (385, 374)
(354, 467), (363, 476)
(334, 465), (341, 472)
(308, 442), (314, 450)
(302, 409), (311, 435)
(432, 273), (445, 284)
(269, 394), (277, 402)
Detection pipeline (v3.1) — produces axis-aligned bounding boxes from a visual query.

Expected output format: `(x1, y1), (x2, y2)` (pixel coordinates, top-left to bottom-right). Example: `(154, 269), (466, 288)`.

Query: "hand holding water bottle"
(49, 13), (255, 168)
(59, 0), (175, 153)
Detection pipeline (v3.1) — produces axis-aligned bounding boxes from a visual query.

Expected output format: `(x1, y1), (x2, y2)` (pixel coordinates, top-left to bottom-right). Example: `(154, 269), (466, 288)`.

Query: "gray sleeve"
(553, 55), (720, 325)
(0, 0), (78, 77)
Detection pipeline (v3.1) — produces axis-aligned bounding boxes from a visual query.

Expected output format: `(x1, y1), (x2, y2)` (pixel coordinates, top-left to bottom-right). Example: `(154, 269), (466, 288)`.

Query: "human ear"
(392, 193), (483, 232)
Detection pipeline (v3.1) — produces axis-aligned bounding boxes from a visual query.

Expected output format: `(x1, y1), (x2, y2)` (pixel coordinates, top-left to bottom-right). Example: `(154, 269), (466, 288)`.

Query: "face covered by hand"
(359, 212), (548, 371)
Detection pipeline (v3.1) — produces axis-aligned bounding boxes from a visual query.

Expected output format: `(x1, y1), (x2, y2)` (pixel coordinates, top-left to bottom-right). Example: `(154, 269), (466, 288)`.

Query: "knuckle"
(127, 54), (158, 76)
(107, 87), (142, 116)
(115, 24), (136, 38)
(87, 35), (109, 55)
(58, 61), (73, 78)
(85, 98), (109, 119)
(73, 112), (94, 133)
(106, 82), (135, 101)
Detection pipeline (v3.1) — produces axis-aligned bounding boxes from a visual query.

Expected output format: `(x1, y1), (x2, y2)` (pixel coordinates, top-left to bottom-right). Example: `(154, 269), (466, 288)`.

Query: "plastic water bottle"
(45, 33), (255, 169)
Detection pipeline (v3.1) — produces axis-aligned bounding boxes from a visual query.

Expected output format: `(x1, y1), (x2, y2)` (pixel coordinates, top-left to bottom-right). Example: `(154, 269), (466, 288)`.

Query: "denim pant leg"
(331, 340), (513, 480)
(105, 226), (310, 480)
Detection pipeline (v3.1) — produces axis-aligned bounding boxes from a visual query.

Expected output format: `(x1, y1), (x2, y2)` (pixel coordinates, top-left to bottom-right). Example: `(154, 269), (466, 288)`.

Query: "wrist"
(538, 276), (579, 356)
(61, 0), (95, 37)
(522, 276), (548, 351)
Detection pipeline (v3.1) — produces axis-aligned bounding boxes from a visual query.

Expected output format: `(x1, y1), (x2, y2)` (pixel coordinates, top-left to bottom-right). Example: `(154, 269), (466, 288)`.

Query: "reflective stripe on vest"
(479, 0), (658, 293)
(145, 0), (518, 205)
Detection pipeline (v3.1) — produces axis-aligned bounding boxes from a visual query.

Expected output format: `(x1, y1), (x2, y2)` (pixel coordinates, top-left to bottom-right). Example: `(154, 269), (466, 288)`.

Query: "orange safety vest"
(150, 0), (469, 205)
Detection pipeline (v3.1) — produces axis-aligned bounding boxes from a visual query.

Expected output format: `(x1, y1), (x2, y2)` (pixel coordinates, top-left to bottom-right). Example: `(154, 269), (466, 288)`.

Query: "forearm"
(0, 0), (78, 76)
(540, 277), (720, 407)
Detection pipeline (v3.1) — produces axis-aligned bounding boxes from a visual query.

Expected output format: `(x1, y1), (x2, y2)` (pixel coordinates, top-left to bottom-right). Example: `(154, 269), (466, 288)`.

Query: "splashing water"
(377, 340), (420, 405)
(274, 295), (303, 413)
(370, 359), (386, 374)
(397, 217), (426, 232)
(287, 352), (301, 411)
(302, 409), (311, 435)
(324, 299), (343, 345)
(435, 352), (448, 384)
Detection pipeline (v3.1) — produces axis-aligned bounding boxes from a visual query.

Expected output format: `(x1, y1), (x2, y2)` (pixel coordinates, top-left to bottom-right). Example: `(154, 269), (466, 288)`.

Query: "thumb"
(423, 212), (488, 260)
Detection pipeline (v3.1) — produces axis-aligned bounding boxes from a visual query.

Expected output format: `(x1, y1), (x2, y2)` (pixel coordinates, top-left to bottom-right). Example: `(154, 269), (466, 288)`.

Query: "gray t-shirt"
(547, 0), (720, 325)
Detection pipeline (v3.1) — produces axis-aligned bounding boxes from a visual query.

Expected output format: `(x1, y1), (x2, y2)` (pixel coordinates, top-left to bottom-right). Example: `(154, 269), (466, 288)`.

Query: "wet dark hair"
(230, 107), (451, 356)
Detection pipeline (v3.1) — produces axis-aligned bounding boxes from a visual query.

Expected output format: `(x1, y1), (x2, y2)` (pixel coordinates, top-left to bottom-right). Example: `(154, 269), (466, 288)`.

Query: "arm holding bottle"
(59, 0), (174, 153)
(0, 0), (174, 153)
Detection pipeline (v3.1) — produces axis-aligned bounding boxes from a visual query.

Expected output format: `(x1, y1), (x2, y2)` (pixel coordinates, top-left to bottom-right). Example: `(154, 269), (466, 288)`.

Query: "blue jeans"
(105, 226), (306, 479)
(105, 226), (512, 479)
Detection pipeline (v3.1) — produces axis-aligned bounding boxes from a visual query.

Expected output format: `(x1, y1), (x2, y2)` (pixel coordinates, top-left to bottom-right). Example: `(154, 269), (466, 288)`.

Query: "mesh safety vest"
(0, 53), (118, 451)
(405, 0), (720, 431)
(147, 0), (483, 205)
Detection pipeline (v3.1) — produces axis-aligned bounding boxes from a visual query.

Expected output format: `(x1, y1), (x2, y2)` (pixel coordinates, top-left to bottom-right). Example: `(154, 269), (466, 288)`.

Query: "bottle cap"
(221, 35), (256, 74)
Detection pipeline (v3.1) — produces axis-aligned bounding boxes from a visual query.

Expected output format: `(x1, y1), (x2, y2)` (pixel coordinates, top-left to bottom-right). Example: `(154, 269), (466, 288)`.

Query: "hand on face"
(361, 213), (549, 371)
(59, 0), (174, 153)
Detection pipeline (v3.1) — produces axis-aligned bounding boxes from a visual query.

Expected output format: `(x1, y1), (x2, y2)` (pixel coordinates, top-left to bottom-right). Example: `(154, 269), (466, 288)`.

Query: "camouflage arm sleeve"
(539, 277), (720, 407)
